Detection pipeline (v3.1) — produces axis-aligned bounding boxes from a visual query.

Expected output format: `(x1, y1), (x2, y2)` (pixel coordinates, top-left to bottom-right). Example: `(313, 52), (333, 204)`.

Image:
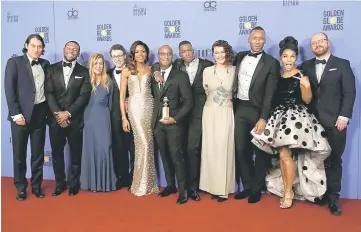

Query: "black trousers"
(11, 102), (47, 190)
(234, 100), (269, 194)
(323, 125), (347, 201)
(49, 120), (83, 187)
(154, 122), (187, 195)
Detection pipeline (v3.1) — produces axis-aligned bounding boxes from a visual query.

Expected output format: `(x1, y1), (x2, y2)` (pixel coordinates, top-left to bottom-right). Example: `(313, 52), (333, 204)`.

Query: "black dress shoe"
(115, 179), (124, 190)
(176, 195), (188, 205)
(158, 186), (177, 197)
(16, 189), (27, 201)
(69, 185), (80, 196)
(32, 188), (45, 198)
(211, 194), (218, 200)
(234, 190), (251, 200)
(248, 192), (262, 204)
(328, 201), (342, 216)
(52, 186), (67, 196)
(189, 191), (201, 201)
(217, 197), (227, 202)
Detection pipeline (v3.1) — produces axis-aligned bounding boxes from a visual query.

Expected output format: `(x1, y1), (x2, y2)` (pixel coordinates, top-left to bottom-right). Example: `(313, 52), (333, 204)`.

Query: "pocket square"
(75, 76), (83, 79)
(329, 68), (337, 71)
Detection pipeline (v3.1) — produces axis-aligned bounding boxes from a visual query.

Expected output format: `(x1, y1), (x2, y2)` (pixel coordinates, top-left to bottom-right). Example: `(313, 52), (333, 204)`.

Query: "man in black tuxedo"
(4, 34), (50, 201)
(300, 32), (356, 216)
(153, 41), (213, 201)
(44, 41), (91, 196)
(233, 26), (280, 203)
(151, 45), (193, 204)
(107, 44), (134, 189)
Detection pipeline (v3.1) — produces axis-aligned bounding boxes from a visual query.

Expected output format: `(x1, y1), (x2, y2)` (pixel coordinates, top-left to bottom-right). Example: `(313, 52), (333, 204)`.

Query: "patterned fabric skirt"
(251, 104), (331, 202)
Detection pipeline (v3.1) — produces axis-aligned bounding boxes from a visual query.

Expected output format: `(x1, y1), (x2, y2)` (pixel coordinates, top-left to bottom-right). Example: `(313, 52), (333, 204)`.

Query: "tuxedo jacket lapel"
(249, 54), (265, 89)
(66, 62), (80, 92)
(192, 61), (202, 86)
(160, 68), (175, 97)
(55, 62), (66, 90)
(22, 55), (35, 90)
(307, 58), (318, 87)
(319, 55), (334, 84)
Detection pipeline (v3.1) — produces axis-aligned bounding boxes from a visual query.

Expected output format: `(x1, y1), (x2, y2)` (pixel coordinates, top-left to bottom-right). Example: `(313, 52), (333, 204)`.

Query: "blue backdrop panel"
(1, 1), (360, 199)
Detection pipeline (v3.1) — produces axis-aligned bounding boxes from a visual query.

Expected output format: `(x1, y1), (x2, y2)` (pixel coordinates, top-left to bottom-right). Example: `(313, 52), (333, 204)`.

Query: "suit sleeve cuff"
(11, 114), (24, 122)
(66, 111), (71, 118)
(338, 116), (349, 123)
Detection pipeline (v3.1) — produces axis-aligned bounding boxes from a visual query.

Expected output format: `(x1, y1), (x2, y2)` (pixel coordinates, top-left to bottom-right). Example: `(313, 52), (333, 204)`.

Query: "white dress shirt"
(185, 58), (199, 85)
(237, 53), (263, 100)
(159, 65), (172, 88)
(63, 60), (76, 88)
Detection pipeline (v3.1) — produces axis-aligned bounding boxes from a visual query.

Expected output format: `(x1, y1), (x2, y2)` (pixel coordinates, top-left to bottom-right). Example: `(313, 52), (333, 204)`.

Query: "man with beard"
(45, 41), (91, 196)
(300, 32), (356, 216)
(154, 41), (213, 201)
(107, 44), (134, 189)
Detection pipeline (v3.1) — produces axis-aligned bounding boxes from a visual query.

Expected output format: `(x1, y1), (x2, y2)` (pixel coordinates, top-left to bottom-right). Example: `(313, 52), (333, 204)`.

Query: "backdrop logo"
(195, 49), (212, 58)
(323, 10), (344, 31)
(97, 24), (112, 41)
(283, 0), (299, 6)
(204, 1), (217, 12)
(239, 15), (257, 35)
(35, 27), (49, 43)
(44, 150), (53, 167)
(68, 8), (78, 20)
(164, 20), (181, 39)
(133, 4), (146, 16)
(7, 12), (18, 23)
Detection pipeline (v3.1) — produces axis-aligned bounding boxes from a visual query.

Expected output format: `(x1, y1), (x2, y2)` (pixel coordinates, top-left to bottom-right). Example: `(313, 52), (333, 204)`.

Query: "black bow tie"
(247, 51), (263, 58)
(115, 69), (122, 74)
(31, 60), (39, 66)
(315, 59), (326, 65)
(63, 62), (72, 68)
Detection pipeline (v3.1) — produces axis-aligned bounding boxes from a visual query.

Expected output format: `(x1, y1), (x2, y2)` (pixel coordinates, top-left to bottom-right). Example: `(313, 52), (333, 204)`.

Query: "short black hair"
(22, 34), (45, 55)
(251, 26), (265, 33)
(178, 40), (192, 49)
(65, 40), (81, 51)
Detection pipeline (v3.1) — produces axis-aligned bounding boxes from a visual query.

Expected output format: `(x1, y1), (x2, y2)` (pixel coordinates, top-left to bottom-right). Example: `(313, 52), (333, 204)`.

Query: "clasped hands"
(54, 111), (70, 128)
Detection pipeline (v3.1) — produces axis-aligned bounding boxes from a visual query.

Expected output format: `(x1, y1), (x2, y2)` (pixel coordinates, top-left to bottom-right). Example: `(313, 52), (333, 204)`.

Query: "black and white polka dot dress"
(251, 72), (331, 202)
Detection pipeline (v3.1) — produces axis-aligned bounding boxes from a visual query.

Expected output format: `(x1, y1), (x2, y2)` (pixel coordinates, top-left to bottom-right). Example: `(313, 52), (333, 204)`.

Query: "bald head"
(158, 45), (173, 69)
(310, 32), (330, 58)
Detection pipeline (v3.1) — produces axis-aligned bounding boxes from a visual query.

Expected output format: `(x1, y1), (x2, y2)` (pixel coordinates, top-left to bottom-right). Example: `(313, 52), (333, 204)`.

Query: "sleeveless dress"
(251, 72), (331, 202)
(127, 74), (159, 196)
(80, 82), (117, 191)
(199, 66), (236, 198)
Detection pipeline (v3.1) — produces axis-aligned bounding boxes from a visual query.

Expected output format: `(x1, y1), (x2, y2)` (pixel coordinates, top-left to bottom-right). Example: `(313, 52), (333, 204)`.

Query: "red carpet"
(2, 177), (361, 232)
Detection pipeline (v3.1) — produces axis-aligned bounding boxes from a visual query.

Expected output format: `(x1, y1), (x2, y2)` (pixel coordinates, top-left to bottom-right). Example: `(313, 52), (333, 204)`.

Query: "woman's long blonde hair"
(88, 53), (109, 92)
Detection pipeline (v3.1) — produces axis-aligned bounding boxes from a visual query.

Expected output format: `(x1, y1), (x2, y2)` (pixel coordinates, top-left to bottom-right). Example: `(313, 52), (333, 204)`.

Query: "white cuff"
(338, 116), (349, 123)
(11, 114), (24, 122)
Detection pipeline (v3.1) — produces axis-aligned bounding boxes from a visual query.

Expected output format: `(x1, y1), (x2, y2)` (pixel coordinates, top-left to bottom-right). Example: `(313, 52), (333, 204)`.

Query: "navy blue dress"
(80, 80), (117, 191)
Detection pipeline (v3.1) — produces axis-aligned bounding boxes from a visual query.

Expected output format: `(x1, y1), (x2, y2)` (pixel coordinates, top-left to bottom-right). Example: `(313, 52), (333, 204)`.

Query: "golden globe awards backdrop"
(2, 1), (361, 199)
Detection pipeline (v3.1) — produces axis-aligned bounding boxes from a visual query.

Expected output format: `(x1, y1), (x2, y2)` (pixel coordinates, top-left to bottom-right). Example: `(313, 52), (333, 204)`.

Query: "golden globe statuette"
(162, 97), (169, 119)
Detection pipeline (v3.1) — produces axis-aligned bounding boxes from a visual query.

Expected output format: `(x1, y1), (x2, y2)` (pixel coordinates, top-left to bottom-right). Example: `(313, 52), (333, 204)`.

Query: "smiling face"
(248, 29), (266, 53)
(311, 32), (330, 57)
(158, 45), (173, 68)
(134, 45), (147, 63)
(213, 46), (226, 65)
(111, 49), (126, 68)
(92, 57), (104, 75)
(63, 41), (80, 62)
(281, 48), (297, 71)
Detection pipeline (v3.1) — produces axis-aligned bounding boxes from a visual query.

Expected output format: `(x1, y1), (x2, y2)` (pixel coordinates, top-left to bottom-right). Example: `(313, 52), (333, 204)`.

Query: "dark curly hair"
(127, 40), (150, 75)
(211, 40), (234, 65)
(279, 36), (298, 56)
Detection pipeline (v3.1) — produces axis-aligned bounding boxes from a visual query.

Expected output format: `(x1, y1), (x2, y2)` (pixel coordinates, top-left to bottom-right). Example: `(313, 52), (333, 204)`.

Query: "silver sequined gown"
(127, 74), (159, 196)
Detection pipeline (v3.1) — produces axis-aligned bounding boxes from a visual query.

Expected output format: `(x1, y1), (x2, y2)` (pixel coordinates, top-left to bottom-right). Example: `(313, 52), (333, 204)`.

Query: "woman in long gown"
(120, 41), (159, 196)
(80, 53), (117, 192)
(251, 36), (331, 208)
(199, 40), (236, 202)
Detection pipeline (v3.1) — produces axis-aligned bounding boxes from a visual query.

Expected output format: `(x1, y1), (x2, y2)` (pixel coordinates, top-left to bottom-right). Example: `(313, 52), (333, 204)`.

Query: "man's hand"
(159, 117), (176, 125)
(335, 119), (347, 131)
(55, 111), (69, 124)
(15, 117), (26, 126)
(154, 71), (164, 84)
(59, 120), (69, 128)
(254, 119), (266, 135)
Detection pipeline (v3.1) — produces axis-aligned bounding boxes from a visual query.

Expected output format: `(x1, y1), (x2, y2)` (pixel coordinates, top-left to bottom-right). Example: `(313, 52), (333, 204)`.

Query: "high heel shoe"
(280, 190), (294, 209)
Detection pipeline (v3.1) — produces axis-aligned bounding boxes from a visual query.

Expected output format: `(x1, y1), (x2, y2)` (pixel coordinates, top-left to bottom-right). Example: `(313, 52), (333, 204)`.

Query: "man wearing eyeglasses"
(107, 44), (134, 190)
(45, 41), (91, 197)
(300, 32), (356, 216)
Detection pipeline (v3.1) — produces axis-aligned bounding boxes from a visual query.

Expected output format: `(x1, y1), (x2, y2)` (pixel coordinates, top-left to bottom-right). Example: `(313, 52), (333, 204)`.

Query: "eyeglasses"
(112, 55), (125, 60)
(311, 39), (327, 47)
(158, 52), (173, 57)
